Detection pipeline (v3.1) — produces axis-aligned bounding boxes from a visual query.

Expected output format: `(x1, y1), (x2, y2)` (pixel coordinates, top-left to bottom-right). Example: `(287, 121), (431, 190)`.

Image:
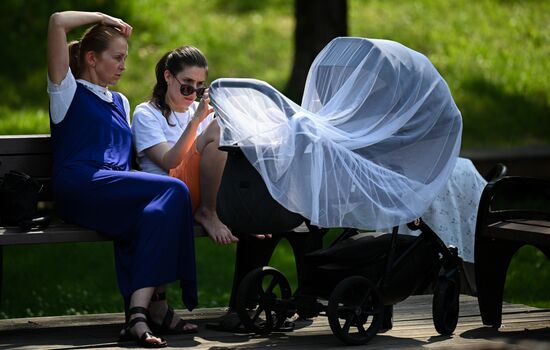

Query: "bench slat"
(0, 134), (51, 154)
(0, 223), (107, 245)
(485, 220), (550, 245)
(0, 222), (205, 245)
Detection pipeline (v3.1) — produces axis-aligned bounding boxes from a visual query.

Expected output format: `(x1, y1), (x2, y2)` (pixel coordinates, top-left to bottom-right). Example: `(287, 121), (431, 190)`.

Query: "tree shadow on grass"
(459, 77), (550, 148)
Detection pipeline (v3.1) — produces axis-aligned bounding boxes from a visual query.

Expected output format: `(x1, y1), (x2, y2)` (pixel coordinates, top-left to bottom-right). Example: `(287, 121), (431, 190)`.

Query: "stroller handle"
(209, 78), (296, 119)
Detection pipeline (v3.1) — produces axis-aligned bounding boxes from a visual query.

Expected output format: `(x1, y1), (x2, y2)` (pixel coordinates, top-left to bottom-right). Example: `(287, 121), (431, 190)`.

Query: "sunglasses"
(170, 71), (206, 99)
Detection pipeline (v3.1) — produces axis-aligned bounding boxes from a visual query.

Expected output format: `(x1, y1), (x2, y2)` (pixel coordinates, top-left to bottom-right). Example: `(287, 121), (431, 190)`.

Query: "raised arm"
(47, 11), (132, 84)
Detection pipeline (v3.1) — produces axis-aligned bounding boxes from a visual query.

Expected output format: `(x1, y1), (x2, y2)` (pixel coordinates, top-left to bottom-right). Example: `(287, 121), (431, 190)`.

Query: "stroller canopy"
(209, 37), (462, 230)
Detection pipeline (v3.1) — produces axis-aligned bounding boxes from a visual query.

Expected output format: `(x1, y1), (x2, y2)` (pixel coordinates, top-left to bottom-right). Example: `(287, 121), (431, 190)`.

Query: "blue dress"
(50, 83), (197, 310)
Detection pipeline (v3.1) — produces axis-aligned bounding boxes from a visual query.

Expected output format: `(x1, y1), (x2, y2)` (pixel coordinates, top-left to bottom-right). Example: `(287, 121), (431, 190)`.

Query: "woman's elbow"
(49, 12), (63, 29)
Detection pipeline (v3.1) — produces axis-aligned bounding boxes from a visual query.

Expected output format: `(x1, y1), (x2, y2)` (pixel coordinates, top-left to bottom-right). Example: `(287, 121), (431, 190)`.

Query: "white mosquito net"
(209, 37), (462, 230)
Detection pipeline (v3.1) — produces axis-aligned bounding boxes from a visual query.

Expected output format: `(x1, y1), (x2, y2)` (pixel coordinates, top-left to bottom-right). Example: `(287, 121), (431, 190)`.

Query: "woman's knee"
(143, 184), (190, 221)
(145, 175), (192, 210)
(196, 121), (220, 152)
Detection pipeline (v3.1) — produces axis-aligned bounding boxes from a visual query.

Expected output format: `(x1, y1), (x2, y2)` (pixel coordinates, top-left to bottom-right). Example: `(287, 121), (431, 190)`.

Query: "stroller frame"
(233, 219), (462, 345)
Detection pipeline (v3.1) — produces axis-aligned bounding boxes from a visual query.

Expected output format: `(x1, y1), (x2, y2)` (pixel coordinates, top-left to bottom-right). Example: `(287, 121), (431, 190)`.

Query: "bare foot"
(126, 312), (166, 347)
(194, 207), (239, 245)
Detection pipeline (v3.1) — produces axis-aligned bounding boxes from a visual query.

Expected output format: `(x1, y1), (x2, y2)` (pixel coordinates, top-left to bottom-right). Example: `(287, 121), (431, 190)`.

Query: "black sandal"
(150, 292), (199, 335)
(119, 306), (167, 348)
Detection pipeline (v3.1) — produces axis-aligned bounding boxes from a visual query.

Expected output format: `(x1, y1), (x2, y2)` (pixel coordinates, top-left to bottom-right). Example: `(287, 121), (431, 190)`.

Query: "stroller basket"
(302, 231), (441, 304)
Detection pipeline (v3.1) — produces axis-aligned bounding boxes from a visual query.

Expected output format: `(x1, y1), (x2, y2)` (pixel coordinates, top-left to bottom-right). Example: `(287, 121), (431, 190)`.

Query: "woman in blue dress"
(47, 11), (197, 348)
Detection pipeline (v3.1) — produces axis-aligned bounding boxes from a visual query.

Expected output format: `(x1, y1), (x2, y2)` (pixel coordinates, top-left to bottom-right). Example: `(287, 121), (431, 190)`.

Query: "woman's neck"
(165, 95), (188, 113)
(80, 70), (107, 88)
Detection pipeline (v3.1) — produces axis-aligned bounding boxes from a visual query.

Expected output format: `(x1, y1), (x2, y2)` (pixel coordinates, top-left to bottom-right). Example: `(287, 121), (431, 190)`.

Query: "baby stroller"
(210, 37), (463, 345)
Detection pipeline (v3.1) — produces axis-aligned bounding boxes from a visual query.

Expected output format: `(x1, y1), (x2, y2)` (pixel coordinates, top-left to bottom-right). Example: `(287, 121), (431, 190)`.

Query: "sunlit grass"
(0, 238), (298, 318)
(0, 108), (50, 135)
(349, 0), (550, 148)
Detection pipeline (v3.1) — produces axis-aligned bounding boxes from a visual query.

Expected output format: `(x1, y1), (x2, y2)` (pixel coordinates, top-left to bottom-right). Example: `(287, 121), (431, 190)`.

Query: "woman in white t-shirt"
(132, 46), (238, 245)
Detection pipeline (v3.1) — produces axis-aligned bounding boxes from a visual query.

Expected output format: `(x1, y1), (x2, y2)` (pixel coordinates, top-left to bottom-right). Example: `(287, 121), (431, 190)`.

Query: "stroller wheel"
(432, 272), (460, 335)
(327, 276), (383, 345)
(235, 266), (292, 334)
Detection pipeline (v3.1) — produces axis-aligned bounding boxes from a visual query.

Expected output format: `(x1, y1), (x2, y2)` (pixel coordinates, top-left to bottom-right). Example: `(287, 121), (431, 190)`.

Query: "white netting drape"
(210, 37), (462, 230)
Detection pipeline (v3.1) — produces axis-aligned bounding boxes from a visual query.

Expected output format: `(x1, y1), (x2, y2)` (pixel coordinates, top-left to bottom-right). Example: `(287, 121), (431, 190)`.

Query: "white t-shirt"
(47, 68), (131, 124)
(132, 101), (214, 175)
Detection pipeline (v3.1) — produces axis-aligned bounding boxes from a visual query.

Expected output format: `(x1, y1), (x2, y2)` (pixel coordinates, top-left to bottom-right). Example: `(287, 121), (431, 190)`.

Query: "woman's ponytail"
(151, 51), (172, 119)
(68, 40), (81, 76)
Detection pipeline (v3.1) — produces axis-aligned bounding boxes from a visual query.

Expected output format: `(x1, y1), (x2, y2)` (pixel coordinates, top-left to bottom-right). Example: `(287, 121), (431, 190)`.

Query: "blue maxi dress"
(50, 84), (197, 310)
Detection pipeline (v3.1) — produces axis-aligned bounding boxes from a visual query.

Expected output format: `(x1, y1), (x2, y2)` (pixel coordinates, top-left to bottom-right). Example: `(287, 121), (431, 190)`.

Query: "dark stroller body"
(216, 146), (461, 345)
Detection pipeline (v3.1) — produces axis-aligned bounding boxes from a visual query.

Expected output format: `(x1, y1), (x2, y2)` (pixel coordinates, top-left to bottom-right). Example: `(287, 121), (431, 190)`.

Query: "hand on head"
(100, 13), (133, 37)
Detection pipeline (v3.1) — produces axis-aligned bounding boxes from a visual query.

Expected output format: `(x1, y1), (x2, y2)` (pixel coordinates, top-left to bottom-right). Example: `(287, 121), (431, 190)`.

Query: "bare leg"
(195, 121), (239, 245)
(126, 287), (165, 346)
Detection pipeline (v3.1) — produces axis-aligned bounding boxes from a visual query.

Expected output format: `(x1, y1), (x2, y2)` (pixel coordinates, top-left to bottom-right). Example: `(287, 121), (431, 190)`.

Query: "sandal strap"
(161, 307), (175, 330)
(129, 306), (149, 316)
(127, 316), (148, 328)
(151, 292), (167, 302)
(173, 318), (187, 330)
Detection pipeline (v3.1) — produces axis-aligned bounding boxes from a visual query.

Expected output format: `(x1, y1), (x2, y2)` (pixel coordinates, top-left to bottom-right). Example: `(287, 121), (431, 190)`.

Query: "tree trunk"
(285, 0), (348, 103)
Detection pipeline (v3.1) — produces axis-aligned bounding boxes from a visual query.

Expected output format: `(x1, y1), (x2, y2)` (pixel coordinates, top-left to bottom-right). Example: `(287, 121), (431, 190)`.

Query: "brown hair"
(68, 24), (126, 78)
(151, 46), (208, 123)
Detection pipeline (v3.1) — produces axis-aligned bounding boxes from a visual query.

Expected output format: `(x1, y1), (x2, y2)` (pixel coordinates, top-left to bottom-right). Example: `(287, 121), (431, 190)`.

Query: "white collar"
(77, 79), (113, 102)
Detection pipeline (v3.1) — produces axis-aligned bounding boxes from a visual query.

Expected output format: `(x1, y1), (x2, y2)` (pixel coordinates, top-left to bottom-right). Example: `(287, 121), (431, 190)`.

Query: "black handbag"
(0, 170), (49, 230)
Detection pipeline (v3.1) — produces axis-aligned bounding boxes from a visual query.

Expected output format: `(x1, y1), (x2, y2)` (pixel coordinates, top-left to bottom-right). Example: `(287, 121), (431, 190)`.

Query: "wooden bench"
(0, 134), (204, 301)
(474, 176), (550, 327)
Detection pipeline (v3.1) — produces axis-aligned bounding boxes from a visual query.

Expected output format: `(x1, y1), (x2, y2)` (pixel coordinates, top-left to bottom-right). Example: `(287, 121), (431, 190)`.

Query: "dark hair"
(68, 24), (126, 78)
(151, 46), (208, 121)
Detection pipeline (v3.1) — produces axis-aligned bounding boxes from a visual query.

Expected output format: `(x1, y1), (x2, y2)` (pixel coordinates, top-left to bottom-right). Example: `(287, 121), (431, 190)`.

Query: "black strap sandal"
(150, 292), (199, 335)
(119, 306), (167, 348)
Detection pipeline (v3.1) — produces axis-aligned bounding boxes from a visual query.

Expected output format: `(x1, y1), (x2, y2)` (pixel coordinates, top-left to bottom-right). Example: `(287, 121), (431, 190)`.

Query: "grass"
(504, 245), (550, 308)
(0, 237), (299, 318)
(1, 0), (550, 318)
(0, 107), (50, 135)
(349, 0), (550, 148)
